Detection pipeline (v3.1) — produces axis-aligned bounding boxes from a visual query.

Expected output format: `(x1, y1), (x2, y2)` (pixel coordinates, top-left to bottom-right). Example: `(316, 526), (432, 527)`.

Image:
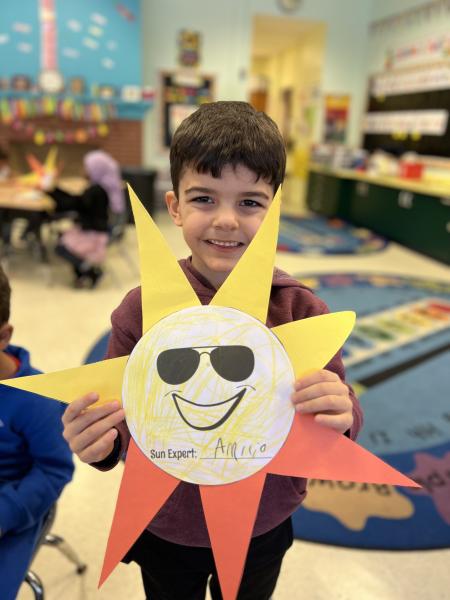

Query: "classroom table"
(0, 178), (87, 262)
(0, 183), (55, 260)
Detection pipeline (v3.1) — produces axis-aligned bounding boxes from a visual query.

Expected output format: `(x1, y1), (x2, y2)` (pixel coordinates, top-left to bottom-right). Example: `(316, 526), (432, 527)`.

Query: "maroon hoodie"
(103, 258), (363, 547)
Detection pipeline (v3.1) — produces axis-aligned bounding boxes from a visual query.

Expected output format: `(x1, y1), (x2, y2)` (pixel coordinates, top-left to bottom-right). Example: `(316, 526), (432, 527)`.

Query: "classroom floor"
(8, 210), (450, 600)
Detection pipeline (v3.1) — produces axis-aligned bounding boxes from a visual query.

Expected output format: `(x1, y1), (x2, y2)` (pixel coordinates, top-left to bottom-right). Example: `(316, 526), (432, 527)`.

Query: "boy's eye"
(240, 199), (262, 208)
(191, 196), (213, 204)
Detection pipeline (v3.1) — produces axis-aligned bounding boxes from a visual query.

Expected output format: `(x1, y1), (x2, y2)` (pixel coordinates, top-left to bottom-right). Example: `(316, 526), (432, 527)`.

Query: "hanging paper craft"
(2, 187), (419, 600)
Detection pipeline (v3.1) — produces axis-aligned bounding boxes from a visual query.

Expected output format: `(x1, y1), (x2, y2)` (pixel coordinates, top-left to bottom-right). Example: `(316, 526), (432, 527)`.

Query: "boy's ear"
(0, 323), (13, 351)
(165, 191), (183, 227)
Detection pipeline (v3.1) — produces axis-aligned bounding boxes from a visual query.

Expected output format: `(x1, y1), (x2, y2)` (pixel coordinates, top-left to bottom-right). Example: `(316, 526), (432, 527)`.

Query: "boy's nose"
(213, 208), (239, 229)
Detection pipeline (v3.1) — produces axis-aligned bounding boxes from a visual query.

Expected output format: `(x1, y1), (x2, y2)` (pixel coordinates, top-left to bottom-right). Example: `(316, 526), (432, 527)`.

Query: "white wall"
(370, 0), (432, 20)
(141, 0), (373, 169)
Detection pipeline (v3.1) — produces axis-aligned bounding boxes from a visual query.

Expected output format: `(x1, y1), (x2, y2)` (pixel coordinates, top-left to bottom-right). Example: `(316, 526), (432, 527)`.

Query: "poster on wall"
(323, 94), (350, 143)
(178, 30), (202, 68)
(371, 64), (450, 98)
(161, 71), (214, 147)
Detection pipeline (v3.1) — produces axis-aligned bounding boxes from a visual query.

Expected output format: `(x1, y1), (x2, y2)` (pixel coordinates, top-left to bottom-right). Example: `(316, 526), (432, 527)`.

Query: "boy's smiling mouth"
(205, 239), (244, 249)
(171, 388), (247, 430)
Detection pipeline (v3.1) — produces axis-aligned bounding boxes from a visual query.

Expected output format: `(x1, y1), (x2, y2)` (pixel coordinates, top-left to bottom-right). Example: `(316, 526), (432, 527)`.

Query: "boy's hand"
(62, 392), (125, 464)
(291, 369), (353, 434)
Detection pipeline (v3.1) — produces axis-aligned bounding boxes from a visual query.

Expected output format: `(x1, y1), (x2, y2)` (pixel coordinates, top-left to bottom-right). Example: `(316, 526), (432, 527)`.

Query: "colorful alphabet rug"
(292, 272), (450, 549)
(278, 216), (387, 255)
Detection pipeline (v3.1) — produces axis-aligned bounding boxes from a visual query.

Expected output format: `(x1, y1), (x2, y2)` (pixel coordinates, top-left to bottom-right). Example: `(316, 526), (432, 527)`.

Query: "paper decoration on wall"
(67, 19), (82, 33)
(324, 94), (350, 143)
(62, 47), (80, 60)
(363, 110), (449, 136)
(178, 30), (201, 67)
(98, 85), (117, 99)
(13, 22), (32, 34)
(372, 64), (450, 97)
(2, 186), (419, 599)
(11, 75), (32, 92)
(68, 77), (86, 95)
(38, 0), (64, 94)
(83, 37), (99, 50)
(9, 119), (109, 145)
(384, 34), (450, 70)
(370, 1), (450, 35)
(17, 42), (33, 54)
(116, 3), (136, 21)
(0, 97), (116, 124)
(121, 85), (141, 102)
(91, 13), (107, 27)
(101, 58), (115, 70)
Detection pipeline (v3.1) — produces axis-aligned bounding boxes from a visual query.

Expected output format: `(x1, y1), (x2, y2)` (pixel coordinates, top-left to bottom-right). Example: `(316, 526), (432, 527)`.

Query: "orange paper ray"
(26, 153), (44, 175)
(99, 440), (180, 586)
(268, 415), (420, 487)
(200, 471), (267, 600)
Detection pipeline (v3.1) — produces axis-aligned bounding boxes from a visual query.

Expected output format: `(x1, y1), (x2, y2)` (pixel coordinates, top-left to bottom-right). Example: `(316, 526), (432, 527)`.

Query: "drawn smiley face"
(122, 306), (294, 484)
(156, 345), (255, 431)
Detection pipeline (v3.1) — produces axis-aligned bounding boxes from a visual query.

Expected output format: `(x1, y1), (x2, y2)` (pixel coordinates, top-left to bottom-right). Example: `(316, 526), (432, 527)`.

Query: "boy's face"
(165, 164), (274, 289)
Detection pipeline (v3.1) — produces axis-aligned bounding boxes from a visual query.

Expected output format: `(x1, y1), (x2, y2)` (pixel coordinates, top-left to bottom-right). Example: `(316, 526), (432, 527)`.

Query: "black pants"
(123, 518), (293, 600)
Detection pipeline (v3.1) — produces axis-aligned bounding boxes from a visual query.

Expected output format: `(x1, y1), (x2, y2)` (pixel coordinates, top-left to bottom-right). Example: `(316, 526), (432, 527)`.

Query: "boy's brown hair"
(0, 265), (11, 326)
(170, 101), (286, 196)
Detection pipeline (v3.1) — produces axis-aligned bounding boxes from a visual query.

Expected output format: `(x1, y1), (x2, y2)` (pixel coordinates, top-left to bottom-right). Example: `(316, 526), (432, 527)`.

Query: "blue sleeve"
(0, 394), (74, 535)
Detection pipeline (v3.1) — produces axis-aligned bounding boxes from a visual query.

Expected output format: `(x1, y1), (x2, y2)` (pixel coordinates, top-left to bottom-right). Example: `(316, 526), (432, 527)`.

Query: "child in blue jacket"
(0, 266), (74, 600)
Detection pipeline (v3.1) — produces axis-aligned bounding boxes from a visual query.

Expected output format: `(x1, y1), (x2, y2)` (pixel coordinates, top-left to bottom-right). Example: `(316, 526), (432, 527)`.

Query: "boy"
(0, 266), (74, 600)
(62, 101), (363, 600)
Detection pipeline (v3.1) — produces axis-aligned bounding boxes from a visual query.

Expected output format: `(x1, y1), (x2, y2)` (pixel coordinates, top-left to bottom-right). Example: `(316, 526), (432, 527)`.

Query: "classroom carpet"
(277, 215), (388, 255)
(85, 272), (450, 550)
(292, 272), (450, 549)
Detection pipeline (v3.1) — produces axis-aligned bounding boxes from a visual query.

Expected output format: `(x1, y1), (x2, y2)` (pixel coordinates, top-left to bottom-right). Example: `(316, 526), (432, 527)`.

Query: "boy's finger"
(70, 408), (125, 454)
(293, 395), (349, 414)
(314, 412), (354, 432)
(78, 429), (119, 464)
(291, 381), (347, 404)
(62, 393), (100, 424)
(293, 369), (339, 391)
(64, 400), (121, 434)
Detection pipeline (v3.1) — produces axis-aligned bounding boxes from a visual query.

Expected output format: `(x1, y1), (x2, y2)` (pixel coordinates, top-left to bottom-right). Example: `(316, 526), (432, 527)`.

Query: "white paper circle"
(122, 306), (294, 485)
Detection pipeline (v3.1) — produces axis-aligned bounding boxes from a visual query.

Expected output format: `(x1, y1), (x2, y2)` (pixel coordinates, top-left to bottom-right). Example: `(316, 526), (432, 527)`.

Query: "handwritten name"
(213, 437), (269, 461)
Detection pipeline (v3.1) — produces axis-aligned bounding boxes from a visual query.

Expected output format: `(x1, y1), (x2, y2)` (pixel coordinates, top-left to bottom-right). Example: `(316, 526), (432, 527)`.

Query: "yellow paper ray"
(272, 312), (355, 377)
(127, 184), (200, 334)
(210, 188), (281, 323)
(1, 356), (128, 406)
(45, 146), (58, 171)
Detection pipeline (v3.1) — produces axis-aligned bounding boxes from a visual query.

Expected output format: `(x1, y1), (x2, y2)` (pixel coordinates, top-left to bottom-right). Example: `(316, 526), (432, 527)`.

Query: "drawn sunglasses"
(157, 345), (255, 385)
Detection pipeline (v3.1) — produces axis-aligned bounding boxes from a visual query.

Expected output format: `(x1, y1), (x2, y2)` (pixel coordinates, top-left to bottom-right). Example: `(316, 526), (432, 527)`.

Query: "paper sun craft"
(17, 147), (59, 188)
(2, 187), (419, 600)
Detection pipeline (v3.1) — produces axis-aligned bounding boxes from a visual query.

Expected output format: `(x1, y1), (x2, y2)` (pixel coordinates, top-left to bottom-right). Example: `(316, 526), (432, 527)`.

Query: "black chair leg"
(25, 570), (44, 600)
(44, 534), (87, 574)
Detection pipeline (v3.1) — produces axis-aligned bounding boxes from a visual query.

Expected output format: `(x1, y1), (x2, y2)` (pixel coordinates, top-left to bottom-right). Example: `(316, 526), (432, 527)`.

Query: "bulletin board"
(362, 64), (450, 157)
(362, 88), (450, 157)
(160, 71), (214, 148)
